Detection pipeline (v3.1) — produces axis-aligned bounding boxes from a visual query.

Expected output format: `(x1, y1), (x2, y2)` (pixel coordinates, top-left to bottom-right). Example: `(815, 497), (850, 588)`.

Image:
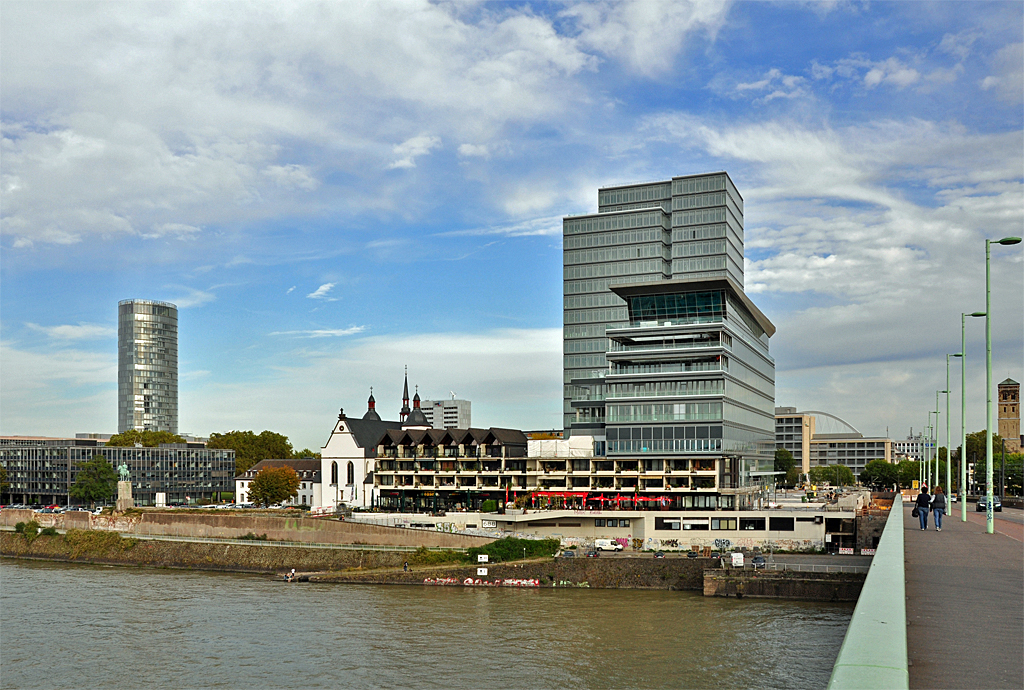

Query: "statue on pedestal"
(118, 462), (130, 482)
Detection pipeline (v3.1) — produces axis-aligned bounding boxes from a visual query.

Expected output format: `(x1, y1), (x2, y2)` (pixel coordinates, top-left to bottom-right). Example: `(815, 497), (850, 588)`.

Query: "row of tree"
(207, 430), (320, 476)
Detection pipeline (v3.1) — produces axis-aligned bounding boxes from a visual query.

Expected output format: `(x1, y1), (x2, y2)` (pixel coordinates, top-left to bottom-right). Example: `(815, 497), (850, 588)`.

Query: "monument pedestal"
(116, 480), (134, 511)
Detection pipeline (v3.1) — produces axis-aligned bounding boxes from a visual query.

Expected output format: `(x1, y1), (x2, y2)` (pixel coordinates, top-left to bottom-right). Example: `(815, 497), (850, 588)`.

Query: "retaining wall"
(703, 570), (864, 601)
(0, 509), (493, 549)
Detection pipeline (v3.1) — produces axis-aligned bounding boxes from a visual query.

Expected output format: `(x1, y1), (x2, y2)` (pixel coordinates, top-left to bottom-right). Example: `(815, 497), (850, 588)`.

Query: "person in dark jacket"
(915, 487), (932, 530)
(930, 486), (947, 531)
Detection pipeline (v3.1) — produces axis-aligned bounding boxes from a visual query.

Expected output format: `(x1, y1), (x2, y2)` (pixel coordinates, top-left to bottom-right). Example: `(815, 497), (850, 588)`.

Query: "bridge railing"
(827, 493), (907, 689)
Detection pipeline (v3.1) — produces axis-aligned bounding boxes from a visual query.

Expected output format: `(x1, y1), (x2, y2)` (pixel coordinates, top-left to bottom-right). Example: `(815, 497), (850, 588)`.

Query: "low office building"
(420, 398), (472, 430)
(235, 459), (321, 506)
(775, 408), (893, 478)
(0, 435), (234, 505)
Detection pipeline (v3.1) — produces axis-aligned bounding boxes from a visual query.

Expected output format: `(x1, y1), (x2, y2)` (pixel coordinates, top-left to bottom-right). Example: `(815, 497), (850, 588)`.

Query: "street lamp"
(941, 378), (953, 498)
(984, 236), (1022, 533)
(961, 312), (985, 521)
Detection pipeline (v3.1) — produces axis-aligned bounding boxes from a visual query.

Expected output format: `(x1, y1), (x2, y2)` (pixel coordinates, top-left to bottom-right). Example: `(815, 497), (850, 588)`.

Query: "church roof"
(999, 378), (1019, 386)
(404, 407), (431, 428)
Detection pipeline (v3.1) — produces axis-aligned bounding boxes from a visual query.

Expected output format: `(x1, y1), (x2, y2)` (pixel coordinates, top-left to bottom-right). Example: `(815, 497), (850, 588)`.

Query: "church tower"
(400, 366), (411, 423)
(998, 378), (1021, 453)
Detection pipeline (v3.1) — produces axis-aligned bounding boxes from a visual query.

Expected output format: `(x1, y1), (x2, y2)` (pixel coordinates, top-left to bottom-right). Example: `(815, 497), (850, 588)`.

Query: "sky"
(1, 0), (1022, 452)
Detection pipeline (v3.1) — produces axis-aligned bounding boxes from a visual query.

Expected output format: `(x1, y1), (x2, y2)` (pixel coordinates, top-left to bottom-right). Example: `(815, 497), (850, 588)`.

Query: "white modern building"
(420, 398), (471, 429)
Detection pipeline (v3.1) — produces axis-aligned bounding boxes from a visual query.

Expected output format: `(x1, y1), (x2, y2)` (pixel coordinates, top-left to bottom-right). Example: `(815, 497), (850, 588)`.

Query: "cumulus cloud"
(732, 68), (809, 101)
(388, 135), (442, 169)
(564, 0), (731, 76)
(458, 143), (490, 158)
(980, 42), (1024, 104)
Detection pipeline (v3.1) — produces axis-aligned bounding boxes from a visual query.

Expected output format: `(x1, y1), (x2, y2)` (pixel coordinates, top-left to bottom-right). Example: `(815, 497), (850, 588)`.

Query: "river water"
(0, 559), (851, 689)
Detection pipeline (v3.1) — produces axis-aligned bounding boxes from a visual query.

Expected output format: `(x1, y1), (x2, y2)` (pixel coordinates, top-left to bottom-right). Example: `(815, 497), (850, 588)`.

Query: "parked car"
(653, 552), (665, 559)
(751, 555), (767, 569)
(686, 551), (699, 559)
(561, 550), (576, 558)
(976, 497), (1003, 512)
(585, 550), (599, 558)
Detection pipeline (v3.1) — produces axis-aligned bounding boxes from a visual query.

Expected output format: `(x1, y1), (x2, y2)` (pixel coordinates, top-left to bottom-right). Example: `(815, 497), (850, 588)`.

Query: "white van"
(594, 538), (624, 552)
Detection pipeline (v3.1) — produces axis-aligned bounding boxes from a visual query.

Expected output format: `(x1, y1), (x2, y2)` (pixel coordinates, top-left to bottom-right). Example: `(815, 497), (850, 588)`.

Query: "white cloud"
(25, 322), (115, 340)
(144, 223), (201, 240)
(181, 328), (563, 449)
(387, 135), (442, 169)
(286, 286), (296, 294)
(171, 288), (216, 309)
(306, 283), (336, 300)
(436, 215), (563, 238)
(733, 68), (809, 101)
(458, 143), (490, 158)
(268, 326), (365, 338)
(262, 164), (319, 190)
(862, 57), (920, 88)
(564, 0), (731, 76)
(980, 42), (1024, 104)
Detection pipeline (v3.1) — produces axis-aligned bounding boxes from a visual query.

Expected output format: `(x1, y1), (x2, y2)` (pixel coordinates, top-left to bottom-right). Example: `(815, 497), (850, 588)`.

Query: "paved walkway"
(904, 504), (1024, 689)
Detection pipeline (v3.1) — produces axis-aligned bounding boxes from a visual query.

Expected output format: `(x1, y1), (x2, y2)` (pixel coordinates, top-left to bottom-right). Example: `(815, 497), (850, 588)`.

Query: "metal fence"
(766, 562), (870, 574)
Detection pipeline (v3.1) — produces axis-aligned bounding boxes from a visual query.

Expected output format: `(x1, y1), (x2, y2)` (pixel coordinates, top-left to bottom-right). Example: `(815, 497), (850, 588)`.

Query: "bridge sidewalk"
(904, 505), (1023, 689)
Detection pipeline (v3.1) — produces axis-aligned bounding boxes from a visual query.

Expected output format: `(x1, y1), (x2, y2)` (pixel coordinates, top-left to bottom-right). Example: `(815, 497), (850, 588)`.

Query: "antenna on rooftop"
(450, 391), (456, 400)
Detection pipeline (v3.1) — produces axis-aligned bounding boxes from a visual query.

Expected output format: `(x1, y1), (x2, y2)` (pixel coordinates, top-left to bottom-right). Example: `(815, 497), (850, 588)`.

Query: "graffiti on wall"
(641, 536), (822, 552)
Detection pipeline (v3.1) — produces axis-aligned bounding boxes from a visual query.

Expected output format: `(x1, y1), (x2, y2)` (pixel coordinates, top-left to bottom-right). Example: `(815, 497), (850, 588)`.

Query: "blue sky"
(2, 0), (1022, 451)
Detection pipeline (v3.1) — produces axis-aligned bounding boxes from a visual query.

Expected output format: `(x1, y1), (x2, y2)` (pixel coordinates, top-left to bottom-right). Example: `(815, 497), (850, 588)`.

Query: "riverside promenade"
(904, 505), (1023, 689)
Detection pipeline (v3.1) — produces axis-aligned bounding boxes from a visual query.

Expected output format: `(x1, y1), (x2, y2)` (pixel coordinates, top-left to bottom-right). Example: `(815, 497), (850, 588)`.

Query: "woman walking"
(915, 486), (931, 530)
(931, 486), (947, 531)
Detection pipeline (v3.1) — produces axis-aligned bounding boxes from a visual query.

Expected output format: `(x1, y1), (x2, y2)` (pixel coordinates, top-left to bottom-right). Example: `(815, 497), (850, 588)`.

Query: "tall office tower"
(421, 399), (472, 430)
(118, 300), (178, 434)
(563, 172), (775, 489)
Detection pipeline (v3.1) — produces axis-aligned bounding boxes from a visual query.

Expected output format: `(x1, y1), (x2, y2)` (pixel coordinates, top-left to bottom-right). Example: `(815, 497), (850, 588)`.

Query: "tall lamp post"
(984, 236), (1022, 534)
(943, 373), (954, 499)
(961, 312), (985, 521)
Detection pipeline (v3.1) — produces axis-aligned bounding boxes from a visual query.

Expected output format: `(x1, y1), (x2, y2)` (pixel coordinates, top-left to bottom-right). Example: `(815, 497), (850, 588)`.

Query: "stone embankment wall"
(703, 570), (864, 602)
(1, 531), (406, 574)
(314, 556), (710, 590)
(0, 509), (492, 549)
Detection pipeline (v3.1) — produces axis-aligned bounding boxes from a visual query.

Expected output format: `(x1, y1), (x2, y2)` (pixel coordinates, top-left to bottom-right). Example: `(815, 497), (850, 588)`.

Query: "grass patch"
(407, 547), (466, 566)
(63, 529), (139, 558)
(467, 537), (560, 563)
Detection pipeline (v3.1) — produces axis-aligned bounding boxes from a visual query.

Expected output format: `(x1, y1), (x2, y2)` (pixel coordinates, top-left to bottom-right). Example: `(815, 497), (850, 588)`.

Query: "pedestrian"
(930, 486), (946, 531)
(403, 561), (408, 572)
(915, 486), (931, 530)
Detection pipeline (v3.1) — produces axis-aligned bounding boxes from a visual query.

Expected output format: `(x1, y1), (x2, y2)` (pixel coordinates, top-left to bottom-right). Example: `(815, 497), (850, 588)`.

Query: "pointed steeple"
(400, 366), (411, 422)
(413, 385), (421, 408)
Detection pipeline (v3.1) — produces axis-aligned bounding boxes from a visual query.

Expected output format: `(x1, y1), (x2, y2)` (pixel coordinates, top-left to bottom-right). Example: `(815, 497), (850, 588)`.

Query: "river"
(0, 559), (851, 689)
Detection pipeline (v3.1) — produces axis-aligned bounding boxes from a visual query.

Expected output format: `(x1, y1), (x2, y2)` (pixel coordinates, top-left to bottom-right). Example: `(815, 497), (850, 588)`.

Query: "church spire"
(400, 366), (411, 422)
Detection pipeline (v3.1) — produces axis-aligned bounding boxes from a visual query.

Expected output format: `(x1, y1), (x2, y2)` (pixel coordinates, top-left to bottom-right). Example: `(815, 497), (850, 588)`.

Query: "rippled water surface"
(1, 559), (851, 689)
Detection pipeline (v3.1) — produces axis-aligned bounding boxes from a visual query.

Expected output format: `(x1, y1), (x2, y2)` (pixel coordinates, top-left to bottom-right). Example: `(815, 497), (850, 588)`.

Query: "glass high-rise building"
(563, 172), (776, 490)
(118, 299), (178, 434)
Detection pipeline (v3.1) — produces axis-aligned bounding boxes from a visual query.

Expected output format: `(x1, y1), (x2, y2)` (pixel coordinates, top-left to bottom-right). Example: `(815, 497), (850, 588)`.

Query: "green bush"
(467, 537), (559, 563)
(14, 522), (25, 533)
(407, 547), (467, 566)
(479, 499), (498, 513)
(40, 527), (58, 536)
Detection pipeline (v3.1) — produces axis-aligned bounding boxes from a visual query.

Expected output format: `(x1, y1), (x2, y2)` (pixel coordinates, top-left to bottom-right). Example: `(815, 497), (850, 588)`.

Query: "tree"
(292, 448), (322, 460)
(897, 460), (921, 489)
(207, 430), (294, 476)
(808, 464), (855, 486)
(69, 455), (118, 507)
(107, 429), (186, 447)
(0, 463), (9, 498)
(859, 459), (899, 490)
(247, 466), (300, 507)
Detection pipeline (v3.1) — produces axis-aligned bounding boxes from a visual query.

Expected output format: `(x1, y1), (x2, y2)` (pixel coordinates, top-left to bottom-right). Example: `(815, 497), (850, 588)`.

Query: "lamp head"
(952, 353), (962, 357)
(969, 312), (986, 318)
(995, 236), (1022, 245)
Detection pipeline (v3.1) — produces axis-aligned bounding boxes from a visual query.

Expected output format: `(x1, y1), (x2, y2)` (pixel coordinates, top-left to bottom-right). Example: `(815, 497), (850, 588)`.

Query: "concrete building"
(420, 398), (471, 430)
(775, 408), (893, 477)
(0, 435), (233, 506)
(563, 172), (776, 491)
(235, 459), (321, 507)
(997, 378), (1021, 453)
(892, 432), (928, 463)
(118, 299), (178, 434)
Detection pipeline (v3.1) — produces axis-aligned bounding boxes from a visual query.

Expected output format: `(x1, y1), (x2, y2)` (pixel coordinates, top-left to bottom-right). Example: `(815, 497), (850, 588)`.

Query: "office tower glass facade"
(118, 299), (178, 434)
(563, 173), (775, 488)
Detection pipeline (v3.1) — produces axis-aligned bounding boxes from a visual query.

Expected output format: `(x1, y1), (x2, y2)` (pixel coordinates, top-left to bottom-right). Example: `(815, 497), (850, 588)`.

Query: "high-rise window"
(118, 299), (178, 434)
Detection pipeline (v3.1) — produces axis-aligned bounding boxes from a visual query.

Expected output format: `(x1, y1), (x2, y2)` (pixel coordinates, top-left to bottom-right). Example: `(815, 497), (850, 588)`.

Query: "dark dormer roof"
(342, 416), (403, 450)
(999, 378), (1019, 386)
(362, 408), (382, 421)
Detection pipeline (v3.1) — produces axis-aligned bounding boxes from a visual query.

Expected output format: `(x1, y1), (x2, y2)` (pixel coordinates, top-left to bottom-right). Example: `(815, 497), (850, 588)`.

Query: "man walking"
(915, 486), (932, 530)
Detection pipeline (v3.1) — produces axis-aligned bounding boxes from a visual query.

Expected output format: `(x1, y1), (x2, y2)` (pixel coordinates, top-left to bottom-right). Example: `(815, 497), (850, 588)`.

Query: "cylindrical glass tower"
(118, 299), (178, 433)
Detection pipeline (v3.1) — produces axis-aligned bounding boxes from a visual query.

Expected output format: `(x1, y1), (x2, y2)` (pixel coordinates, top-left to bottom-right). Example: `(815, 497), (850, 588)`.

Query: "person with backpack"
(914, 486), (931, 530)
(930, 486), (947, 531)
